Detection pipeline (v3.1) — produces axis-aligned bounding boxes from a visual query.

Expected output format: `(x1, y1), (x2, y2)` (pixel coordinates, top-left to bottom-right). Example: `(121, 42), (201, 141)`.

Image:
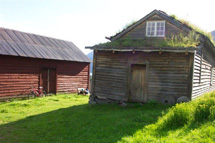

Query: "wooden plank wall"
(0, 55), (89, 98)
(94, 51), (128, 101)
(57, 63), (89, 93)
(192, 45), (215, 99)
(93, 51), (191, 103)
(122, 15), (184, 39)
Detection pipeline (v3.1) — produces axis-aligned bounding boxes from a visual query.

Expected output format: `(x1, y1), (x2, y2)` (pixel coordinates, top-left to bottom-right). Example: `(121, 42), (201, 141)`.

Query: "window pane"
(155, 21), (165, 36)
(147, 22), (157, 36)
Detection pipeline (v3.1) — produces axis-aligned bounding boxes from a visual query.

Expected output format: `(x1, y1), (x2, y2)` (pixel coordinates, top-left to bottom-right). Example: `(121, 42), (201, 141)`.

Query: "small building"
(0, 27), (91, 99)
(87, 10), (215, 104)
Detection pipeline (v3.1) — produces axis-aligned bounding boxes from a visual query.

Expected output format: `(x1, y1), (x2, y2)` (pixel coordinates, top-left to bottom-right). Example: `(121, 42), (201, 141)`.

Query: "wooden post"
(90, 50), (97, 99)
(188, 53), (195, 100)
(87, 64), (90, 90)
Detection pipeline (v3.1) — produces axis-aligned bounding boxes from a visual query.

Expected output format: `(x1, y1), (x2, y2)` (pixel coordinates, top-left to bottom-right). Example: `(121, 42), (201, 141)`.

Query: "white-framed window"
(146, 21), (165, 37)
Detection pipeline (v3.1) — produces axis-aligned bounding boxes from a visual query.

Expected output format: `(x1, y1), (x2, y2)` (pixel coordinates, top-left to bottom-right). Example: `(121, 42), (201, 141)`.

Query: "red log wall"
(0, 55), (90, 98)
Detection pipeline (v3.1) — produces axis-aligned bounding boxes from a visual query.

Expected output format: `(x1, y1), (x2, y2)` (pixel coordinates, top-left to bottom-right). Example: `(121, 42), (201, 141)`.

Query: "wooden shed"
(0, 27), (91, 99)
(87, 10), (215, 104)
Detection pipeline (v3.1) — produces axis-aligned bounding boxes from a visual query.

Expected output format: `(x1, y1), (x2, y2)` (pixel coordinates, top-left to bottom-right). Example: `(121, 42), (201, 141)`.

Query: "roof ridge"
(0, 27), (75, 45)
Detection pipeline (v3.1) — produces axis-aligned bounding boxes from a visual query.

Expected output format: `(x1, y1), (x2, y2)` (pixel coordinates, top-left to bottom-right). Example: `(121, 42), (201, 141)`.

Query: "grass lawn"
(1, 93), (215, 143)
(0, 94), (170, 143)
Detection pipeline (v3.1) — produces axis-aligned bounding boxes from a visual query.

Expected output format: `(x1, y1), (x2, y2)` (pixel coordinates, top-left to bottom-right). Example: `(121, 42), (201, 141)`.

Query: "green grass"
(118, 92), (215, 143)
(170, 14), (214, 45)
(95, 31), (200, 48)
(1, 93), (215, 143)
(0, 94), (170, 143)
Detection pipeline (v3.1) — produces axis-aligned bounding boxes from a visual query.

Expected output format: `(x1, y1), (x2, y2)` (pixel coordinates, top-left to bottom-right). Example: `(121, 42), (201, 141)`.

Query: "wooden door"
(129, 65), (146, 102)
(42, 68), (56, 94)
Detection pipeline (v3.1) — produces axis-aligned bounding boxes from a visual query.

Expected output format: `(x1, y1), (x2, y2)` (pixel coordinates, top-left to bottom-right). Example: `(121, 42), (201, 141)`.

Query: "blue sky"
(0, 0), (215, 54)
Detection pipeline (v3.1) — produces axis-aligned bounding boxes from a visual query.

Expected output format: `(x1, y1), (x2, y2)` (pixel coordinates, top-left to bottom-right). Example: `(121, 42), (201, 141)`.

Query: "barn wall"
(57, 62), (89, 93)
(192, 43), (215, 99)
(0, 55), (89, 98)
(93, 51), (191, 103)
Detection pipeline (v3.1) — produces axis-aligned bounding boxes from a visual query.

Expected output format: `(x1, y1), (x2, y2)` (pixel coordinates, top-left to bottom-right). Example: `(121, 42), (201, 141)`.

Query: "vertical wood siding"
(0, 55), (89, 98)
(94, 51), (191, 102)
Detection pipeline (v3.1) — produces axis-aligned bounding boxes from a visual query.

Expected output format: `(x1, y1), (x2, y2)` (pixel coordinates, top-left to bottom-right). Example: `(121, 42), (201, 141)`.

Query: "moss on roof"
(169, 15), (215, 46)
(95, 31), (200, 48)
(96, 11), (213, 48)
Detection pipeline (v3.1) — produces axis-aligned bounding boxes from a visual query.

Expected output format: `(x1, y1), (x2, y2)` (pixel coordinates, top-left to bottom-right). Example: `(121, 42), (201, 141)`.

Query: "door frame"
(127, 61), (149, 103)
(39, 67), (57, 94)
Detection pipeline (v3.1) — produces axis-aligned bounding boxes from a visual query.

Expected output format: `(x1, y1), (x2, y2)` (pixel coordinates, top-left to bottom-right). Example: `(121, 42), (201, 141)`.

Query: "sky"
(0, 0), (215, 54)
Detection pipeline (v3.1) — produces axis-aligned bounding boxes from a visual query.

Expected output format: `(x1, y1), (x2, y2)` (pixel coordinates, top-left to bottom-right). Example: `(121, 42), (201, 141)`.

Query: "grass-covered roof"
(93, 10), (214, 49)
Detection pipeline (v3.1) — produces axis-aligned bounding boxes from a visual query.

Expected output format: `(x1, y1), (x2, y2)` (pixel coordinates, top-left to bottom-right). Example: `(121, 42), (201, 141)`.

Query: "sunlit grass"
(118, 91), (215, 143)
(0, 94), (170, 143)
(1, 92), (214, 143)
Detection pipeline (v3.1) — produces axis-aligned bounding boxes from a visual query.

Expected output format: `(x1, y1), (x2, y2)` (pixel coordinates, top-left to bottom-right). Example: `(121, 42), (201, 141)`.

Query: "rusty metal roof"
(0, 28), (91, 63)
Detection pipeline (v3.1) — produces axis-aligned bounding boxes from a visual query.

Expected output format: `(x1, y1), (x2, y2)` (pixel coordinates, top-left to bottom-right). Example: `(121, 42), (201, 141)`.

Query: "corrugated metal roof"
(0, 28), (91, 63)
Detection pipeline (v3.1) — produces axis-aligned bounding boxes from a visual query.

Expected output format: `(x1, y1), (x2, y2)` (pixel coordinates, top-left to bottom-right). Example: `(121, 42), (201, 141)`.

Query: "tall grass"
(157, 103), (191, 129)
(158, 92), (215, 128)
(119, 91), (215, 143)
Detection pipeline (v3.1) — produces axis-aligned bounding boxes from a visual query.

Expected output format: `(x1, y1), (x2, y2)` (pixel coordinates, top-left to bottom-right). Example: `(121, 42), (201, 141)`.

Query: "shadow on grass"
(0, 103), (170, 143)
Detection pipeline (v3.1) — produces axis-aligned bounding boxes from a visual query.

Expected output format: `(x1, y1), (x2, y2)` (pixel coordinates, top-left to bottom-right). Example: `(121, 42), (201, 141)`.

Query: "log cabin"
(86, 10), (215, 104)
(0, 28), (91, 99)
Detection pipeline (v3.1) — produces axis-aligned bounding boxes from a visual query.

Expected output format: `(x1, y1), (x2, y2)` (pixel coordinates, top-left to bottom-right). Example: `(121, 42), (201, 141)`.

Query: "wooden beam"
(188, 53), (195, 100)
(90, 50), (97, 99)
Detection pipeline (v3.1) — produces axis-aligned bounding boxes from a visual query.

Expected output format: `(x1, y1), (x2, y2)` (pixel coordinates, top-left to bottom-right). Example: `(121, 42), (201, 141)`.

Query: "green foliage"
(170, 14), (178, 19)
(104, 14), (215, 49)
(158, 103), (191, 129)
(1, 92), (215, 143)
(147, 100), (158, 105)
(170, 15), (215, 45)
(167, 31), (200, 47)
(118, 91), (215, 143)
(194, 96), (215, 122)
(0, 94), (170, 143)
(96, 31), (200, 48)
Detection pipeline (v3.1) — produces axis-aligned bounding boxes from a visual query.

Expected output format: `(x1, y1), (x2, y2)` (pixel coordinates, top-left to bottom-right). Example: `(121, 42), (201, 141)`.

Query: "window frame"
(146, 21), (165, 37)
